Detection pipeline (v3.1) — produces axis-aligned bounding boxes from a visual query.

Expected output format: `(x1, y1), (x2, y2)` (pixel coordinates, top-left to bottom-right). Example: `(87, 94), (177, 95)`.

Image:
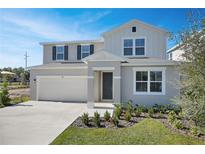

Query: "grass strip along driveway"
(51, 119), (205, 145)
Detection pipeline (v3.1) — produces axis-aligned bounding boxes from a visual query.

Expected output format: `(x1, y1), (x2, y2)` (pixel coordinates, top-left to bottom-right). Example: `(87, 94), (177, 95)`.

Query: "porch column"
(87, 67), (94, 108)
(113, 62), (121, 103)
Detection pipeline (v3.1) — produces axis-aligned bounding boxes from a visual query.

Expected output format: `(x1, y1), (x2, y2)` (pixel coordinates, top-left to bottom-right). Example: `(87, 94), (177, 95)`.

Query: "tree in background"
(173, 14), (205, 127)
(0, 67), (30, 84)
(12, 67), (24, 78)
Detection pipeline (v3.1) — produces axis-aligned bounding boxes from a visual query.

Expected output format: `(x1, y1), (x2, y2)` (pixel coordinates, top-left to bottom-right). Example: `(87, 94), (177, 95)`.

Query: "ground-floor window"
(133, 67), (166, 95)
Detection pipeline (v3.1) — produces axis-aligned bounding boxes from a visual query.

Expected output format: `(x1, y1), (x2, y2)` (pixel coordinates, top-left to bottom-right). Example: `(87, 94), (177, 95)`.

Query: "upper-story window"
(123, 39), (133, 56)
(123, 38), (145, 56)
(132, 26), (136, 32)
(81, 45), (90, 58)
(135, 39), (145, 55)
(56, 46), (64, 60)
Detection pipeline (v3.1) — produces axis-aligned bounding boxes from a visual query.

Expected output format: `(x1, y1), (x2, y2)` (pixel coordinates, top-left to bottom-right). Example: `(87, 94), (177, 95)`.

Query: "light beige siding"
(121, 65), (180, 106)
(103, 23), (167, 59)
(43, 42), (104, 64)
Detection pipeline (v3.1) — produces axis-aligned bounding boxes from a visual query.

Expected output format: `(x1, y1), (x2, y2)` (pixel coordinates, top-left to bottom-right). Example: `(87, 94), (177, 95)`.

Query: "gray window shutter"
(64, 46), (68, 60)
(52, 46), (56, 60)
(90, 44), (94, 55)
(77, 45), (81, 60)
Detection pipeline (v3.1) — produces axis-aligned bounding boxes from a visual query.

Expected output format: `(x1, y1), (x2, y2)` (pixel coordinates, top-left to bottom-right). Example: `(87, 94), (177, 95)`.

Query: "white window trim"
(122, 37), (146, 57)
(133, 67), (166, 95)
(81, 44), (90, 59)
(56, 46), (64, 61)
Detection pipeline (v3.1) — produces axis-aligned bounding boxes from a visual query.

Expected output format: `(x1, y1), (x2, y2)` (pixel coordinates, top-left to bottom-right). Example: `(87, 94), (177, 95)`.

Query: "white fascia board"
(37, 75), (90, 79)
(92, 67), (115, 71)
(121, 62), (178, 66)
(39, 39), (103, 45)
(31, 66), (88, 70)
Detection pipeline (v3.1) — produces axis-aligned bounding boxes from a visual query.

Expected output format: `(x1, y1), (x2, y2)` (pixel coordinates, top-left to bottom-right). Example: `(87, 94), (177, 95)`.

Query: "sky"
(0, 8), (204, 68)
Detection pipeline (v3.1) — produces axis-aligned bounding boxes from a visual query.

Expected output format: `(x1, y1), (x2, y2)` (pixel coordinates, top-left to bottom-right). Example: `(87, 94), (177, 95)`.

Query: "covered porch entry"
(82, 50), (126, 108)
(94, 71), (113, 102)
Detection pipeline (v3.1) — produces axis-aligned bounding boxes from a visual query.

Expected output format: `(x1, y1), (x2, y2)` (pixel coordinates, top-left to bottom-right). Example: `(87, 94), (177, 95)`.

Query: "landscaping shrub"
(152, 104), (160, 113)
(148, 108), (154, 117)
(114, 103), (122, 109)
(135, 107), (142, 117)
(127, 100), (134, 114)
(190, 126), (200, 136)
(178, 111), (184, 119)
(114, 104), (122, 119)
(93, 111), (101, 127)
(138, 105), (148, 113)
(104, 110), (111, 121)
(173, 119), (183, 129)
(21, 96), (30, 102)
(159, 105), (167, 114)
(158, 111), (163, 118)
(81, 113), (89, 126)
(112, 115), (119, 127)
(173, 106), (182, 115)
(168, 111), (177, 124)
(8, 96), (30, 105)
(125, 110), (132, 122)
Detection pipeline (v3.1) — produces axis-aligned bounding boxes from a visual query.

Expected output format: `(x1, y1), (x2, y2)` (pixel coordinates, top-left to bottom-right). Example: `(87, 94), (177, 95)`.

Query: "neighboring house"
(30, 19), (180, 108)
(167, 44), (185, 61)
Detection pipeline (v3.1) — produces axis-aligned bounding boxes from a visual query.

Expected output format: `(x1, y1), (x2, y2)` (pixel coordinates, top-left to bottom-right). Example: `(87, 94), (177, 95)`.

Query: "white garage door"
(37, 76), (87, 102)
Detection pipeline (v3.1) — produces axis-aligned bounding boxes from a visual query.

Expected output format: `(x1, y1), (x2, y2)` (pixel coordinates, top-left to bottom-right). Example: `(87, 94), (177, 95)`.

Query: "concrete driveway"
(0, 101), (87, 145)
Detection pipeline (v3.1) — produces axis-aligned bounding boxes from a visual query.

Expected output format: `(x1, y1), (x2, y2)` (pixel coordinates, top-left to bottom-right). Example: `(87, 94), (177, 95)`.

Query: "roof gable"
(82, 50), (127, 63)
(102, 19), (169, 36)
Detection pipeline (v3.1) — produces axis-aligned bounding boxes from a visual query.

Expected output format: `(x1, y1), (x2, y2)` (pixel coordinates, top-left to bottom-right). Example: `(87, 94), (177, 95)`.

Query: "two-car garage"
(36, 76), (87, 102)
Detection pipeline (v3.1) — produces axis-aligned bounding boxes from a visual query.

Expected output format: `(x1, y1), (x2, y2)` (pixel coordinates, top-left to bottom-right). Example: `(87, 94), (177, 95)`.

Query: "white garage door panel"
(38, 77), (87, 102)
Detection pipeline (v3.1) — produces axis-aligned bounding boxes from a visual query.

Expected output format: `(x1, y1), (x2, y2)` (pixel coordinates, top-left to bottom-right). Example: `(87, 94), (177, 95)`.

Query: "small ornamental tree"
(173, 14), (205, 127)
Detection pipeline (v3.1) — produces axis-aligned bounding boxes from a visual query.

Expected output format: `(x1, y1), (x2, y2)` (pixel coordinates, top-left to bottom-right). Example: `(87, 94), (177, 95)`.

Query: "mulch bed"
(159, 118), (205, 140)
(71, 111), (205, 141)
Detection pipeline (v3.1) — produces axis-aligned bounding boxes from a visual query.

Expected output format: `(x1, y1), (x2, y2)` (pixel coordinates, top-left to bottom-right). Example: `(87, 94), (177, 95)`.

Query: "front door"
(102, 72), (113, 100)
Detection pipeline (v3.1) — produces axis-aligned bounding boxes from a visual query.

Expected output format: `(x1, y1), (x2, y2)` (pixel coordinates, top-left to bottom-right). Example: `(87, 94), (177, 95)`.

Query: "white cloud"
(1, 15), (78, 40)
(0, 9), (112, 68)
(0, 10), (111, 41)
(86, 11), (111, 23)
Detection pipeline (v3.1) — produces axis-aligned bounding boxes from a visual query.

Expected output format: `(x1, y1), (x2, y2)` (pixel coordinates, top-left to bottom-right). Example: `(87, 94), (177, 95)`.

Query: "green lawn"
(51, 119), (205, 145)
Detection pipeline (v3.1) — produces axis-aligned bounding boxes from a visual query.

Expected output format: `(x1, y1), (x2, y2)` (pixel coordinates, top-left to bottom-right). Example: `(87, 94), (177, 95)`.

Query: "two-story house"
(30, 19), (180, 108)
(167, 44), (186, 61)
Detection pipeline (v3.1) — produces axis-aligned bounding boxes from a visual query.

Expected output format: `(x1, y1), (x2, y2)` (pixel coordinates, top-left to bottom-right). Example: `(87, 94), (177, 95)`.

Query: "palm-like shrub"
(135, 108), (142, 117)
(125, 110), (132, 122)
(168, 111), (177, 124)
(104, 110), (111, 121)
(81, 113), (89, 126)
(93, 111), (101, 127)
(138, 105), (148, 113)
(127, 100), (134, 114)
(173, 119), (183, 129)
(114, 104), (122, 119)
(190, 126), (200, 136)
(148, 108), (154, 117)
(158, 111), (163, 118)
(113, 115), (119, 127)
